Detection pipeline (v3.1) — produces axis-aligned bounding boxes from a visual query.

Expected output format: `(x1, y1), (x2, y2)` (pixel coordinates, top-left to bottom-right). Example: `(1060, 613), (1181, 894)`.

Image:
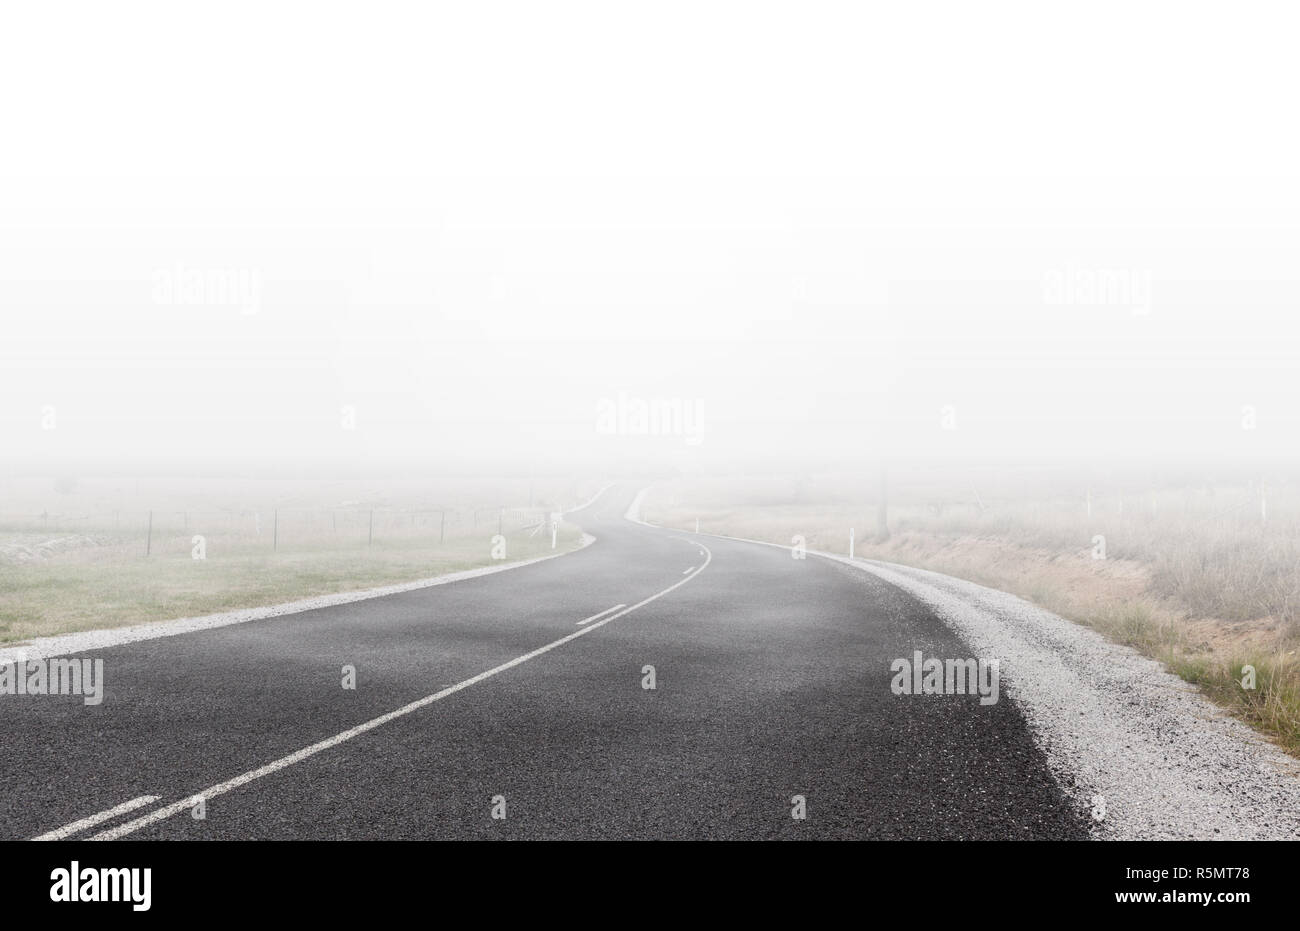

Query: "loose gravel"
(841, 554), (1300, 840)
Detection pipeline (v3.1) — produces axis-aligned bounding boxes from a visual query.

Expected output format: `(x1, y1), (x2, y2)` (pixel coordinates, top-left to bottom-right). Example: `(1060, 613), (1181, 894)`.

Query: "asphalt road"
(3, 485), (1088, 840)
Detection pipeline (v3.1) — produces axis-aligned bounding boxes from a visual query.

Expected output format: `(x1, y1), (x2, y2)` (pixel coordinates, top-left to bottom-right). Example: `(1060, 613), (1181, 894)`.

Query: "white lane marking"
(1, 534), (599, 666)
(32, 795), (161, 841)
(682, 566), (695, 574)
(576, 604), (625, 626)
(83, 544), (713, 841)
(561, 482), (615, 516)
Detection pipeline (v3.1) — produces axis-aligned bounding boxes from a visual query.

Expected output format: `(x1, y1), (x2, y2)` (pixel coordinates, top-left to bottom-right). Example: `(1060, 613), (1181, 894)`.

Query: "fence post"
(875, 465), (890, 542)
(273, 509), (278, 551)
(146, 510), (152, 556)
(368, 509), (374, 546)
(439, 509), (445, 544)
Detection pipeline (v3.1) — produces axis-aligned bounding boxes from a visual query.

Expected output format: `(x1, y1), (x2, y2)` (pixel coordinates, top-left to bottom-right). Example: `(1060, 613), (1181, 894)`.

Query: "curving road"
(3, 484), (1087, 840)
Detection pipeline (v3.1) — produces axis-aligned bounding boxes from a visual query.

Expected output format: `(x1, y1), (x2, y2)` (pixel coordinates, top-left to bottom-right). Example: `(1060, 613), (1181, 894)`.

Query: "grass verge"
(0, 527), (583, 643)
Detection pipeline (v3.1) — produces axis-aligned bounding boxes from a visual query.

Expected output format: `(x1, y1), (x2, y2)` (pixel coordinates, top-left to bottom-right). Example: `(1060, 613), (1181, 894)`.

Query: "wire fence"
(0, 504), (558, 556)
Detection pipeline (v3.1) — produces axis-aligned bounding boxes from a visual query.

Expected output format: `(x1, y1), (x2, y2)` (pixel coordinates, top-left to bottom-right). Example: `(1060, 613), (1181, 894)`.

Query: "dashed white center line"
(32, 795), (161, 841)
(64, 542), (713, 842)
(576, 604), (625, 626)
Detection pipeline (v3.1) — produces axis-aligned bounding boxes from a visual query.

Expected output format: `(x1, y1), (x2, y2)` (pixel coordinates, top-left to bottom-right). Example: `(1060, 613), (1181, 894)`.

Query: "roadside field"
(0, 474), (598, 643)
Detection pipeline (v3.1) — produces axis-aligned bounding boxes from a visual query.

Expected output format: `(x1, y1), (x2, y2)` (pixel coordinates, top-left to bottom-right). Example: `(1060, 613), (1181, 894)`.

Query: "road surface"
(3, 485), (1087, 840)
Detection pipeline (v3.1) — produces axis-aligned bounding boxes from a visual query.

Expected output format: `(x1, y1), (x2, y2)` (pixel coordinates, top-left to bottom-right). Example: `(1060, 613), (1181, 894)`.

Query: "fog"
(3, 3), (1299, 478)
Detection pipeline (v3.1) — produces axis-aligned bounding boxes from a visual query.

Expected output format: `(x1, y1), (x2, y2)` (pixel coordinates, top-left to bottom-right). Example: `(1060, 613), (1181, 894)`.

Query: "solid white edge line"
(0, 534), (600, 665)
(81, 541), (713, 841)
(32, 795), (161, 841)
(576, 604), (626, 626)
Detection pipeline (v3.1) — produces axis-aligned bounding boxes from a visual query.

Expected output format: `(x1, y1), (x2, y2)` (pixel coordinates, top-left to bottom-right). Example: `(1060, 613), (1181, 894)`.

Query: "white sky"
(2, 2), (1299, 473)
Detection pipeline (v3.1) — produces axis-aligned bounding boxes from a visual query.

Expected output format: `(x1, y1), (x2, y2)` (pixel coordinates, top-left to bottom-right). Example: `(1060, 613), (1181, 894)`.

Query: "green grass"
(0, 527), (583, 643)
(1169, 650), (1300, 753)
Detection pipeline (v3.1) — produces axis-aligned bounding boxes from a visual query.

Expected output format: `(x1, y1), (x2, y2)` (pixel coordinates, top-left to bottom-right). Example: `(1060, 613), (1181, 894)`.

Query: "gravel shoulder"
(693, 522), (1300, 840)
(847, 554), (1300, 840)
